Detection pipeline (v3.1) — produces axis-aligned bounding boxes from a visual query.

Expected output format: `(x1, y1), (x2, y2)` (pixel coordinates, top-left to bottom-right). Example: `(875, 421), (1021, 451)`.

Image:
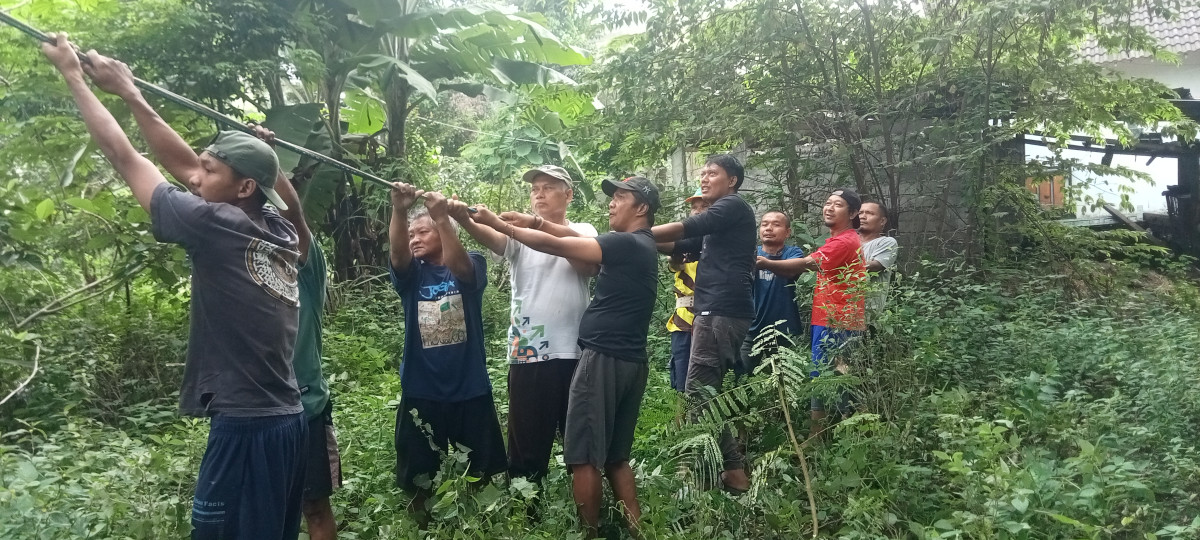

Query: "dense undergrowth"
(3, 230), (1200, 539)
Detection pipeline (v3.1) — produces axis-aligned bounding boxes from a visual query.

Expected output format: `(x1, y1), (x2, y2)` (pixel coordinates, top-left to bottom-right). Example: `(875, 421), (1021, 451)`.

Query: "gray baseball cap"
(521, 165), (574, 188)
(204, 131), (286, 210)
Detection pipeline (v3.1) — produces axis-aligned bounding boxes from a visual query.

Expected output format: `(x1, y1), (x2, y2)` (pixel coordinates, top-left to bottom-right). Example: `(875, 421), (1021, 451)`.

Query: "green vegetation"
(3, 0), (1200, 538)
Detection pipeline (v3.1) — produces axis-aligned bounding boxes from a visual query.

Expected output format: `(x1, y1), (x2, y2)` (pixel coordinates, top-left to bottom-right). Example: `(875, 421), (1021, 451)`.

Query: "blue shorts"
(192, 413), (306, 540)
(810, 325), (860, 413)
(810, 325), (859, 376)
(668, 331), (692, 392)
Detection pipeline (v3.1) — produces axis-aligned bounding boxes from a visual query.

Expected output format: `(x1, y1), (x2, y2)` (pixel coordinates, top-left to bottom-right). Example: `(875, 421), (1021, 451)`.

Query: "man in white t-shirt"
(857, 199), (899, 325)
(454, 165), (598, 484)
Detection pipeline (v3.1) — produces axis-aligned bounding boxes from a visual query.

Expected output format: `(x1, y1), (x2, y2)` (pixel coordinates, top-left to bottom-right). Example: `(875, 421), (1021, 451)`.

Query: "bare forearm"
(865, 260), (886, 273)
(763, 256), (815, 279)
(456, 216), (508, 255)
(122, 89), (201, 181)
(389, 208), (412, 270)
(537, 220), (582, 238)
(65, 75), (162, 211)
(482, 221), (602, 265)
(436, 219), (475, 283)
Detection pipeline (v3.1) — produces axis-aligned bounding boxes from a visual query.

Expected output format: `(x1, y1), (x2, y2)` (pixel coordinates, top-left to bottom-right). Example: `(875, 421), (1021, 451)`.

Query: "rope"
(0, 10), (394, 189)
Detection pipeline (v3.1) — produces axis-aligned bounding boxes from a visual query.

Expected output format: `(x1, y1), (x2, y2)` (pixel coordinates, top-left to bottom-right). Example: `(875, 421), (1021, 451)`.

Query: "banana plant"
(262, 0), (595, 279)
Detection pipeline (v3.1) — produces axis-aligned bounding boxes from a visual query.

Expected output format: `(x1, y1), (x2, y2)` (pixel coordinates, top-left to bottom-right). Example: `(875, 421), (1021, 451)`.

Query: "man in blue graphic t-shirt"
(387, 185), (506, 518)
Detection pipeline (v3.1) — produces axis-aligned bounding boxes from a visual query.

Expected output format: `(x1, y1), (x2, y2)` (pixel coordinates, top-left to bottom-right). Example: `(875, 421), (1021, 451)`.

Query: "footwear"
(720, 469), (749, 494)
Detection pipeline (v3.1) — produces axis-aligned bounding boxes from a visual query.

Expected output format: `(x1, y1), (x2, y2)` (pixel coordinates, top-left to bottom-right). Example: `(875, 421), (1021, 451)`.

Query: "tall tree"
(589, 0), (1198, 257)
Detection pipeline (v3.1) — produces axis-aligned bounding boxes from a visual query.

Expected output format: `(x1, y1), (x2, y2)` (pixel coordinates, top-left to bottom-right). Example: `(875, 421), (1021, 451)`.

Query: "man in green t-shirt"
(251, 127), (341, 540)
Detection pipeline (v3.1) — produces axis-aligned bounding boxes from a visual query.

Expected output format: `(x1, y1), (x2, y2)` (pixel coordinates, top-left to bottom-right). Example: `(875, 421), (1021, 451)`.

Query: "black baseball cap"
(832, 188), (862, 228)
(602, 176), (660, 213)
(831, 188), (862, 213)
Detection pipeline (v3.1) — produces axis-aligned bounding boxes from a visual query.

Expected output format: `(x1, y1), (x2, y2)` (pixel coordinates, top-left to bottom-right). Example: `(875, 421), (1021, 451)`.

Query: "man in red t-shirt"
(755, 188), (866, 439)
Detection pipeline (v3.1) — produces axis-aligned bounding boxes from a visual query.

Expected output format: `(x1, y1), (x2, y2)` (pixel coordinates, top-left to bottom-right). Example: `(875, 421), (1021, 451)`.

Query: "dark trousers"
(685, 314), (752, 471)
(394, 394), (508, 492)
(191, 413), (307, 540)
(669, 331), (692, 392)
(507, 359), (578, 481)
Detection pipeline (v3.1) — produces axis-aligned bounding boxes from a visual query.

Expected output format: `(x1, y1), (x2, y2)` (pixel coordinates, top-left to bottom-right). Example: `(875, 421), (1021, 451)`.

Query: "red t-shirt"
(811, 228), (866, 330)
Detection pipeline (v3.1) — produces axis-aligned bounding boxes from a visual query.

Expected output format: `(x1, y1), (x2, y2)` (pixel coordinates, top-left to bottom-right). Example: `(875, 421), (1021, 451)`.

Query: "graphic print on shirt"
(417, 282), (468, 348)
(244, 238), (299, 306)
(508, 299), (550, 362)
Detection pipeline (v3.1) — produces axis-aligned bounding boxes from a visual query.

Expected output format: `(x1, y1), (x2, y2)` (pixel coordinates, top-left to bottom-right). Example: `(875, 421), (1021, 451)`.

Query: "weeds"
(3, 246), (1200, 538)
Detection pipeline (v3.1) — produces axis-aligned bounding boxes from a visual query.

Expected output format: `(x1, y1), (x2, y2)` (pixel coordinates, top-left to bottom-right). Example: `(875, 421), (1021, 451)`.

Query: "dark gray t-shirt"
(577, 229), (659, 362)
(151, 183), (303, 417)
(673, 194), (757, 319)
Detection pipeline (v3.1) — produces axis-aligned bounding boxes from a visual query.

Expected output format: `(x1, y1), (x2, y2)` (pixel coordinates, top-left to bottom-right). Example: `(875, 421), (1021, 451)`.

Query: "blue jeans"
(668, 331), (692, 392)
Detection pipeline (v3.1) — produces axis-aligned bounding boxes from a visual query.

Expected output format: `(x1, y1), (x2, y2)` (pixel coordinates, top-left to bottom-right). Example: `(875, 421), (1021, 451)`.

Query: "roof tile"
(1080, 4), (1200, 63)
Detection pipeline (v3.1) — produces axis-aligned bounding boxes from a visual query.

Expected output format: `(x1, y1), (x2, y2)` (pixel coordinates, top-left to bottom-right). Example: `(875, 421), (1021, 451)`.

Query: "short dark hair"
(705, 154), (745, 190)
(861, 198), (888, 224)
(640, 203), (657, 227)
(762, 210), (792, 229)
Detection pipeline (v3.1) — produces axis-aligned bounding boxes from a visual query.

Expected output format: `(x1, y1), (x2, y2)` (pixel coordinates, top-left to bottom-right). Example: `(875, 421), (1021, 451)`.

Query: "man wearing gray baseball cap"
(453, 164), (600, 490)
(42, 36), (306, 539)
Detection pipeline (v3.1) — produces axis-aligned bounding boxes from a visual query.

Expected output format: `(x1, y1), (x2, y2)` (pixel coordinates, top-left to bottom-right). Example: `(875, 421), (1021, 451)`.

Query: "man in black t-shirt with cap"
(468, 176), (660, 538)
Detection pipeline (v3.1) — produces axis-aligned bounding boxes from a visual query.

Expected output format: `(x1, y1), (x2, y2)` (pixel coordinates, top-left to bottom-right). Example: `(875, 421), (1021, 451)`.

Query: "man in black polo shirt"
(652, 154), (757, 493)
(468, 176), (659, 538)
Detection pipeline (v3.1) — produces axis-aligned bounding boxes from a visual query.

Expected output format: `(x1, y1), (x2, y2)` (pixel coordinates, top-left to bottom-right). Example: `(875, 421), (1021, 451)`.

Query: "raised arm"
(78, 50), (201, 184)
(389, 182), (423, 272)
(42, 35), (165, 212)
(249, 126), (311, 262)
(424, 192), (476, 285)
(497, 210), (599, 276)
(472, 207), (602, 265)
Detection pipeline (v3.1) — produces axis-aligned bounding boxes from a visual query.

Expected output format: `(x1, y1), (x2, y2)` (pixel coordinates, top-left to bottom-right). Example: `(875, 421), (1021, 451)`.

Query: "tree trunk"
(384, 71), (410, 159)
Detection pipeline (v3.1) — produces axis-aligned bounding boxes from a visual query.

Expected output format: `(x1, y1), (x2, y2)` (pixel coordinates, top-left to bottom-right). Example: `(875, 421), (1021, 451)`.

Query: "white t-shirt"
(860, 235), (899, 321)
(505, 221), (597, 364)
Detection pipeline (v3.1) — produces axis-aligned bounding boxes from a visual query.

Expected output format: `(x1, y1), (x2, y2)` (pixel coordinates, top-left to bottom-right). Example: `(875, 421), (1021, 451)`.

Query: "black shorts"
(507, 359), (577, 481)
(394, 393), (507, 492)
(563, 349), (649, 471)
(303, 400), (342, 501)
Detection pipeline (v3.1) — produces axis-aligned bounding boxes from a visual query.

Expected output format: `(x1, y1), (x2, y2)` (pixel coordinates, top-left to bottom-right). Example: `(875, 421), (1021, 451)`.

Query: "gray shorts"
(563, 348), (649, 471)
(688, 314), (752, 371)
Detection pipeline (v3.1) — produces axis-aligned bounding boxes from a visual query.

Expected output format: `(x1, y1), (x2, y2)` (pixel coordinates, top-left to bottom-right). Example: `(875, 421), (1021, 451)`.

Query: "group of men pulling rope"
(38, 33), (897, 539)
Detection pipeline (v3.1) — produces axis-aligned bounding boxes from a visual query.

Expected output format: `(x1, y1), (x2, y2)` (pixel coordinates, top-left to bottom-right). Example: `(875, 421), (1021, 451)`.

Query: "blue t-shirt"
(390, 252), (491, 402)
(750, 245), (806, 336)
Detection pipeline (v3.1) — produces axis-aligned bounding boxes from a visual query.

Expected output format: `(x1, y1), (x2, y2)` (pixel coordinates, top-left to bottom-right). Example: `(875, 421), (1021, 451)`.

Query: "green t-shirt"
(295, 241), (329, 419)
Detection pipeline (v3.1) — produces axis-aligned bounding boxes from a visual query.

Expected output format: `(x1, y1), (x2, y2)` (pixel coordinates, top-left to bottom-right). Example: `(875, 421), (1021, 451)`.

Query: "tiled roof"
(1080, 4), (1200, 63)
